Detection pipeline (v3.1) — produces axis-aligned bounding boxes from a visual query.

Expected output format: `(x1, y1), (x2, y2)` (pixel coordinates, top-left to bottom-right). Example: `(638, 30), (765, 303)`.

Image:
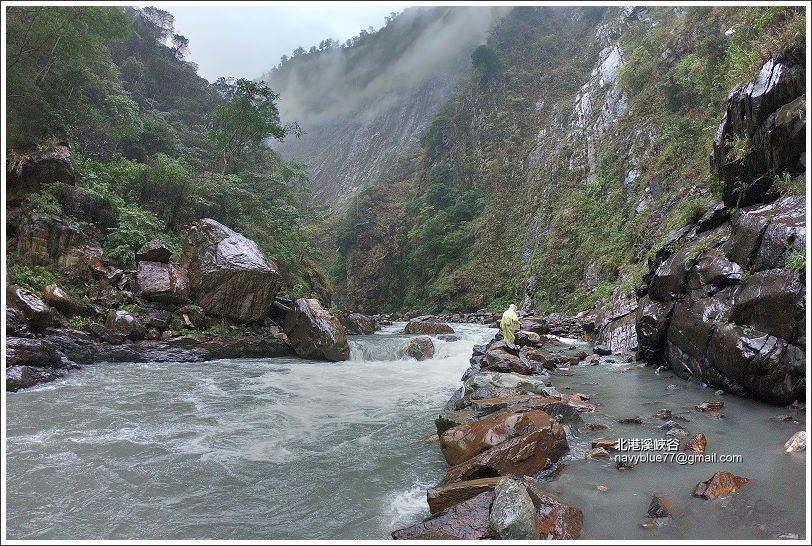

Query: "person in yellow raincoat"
(500, 304), (520, 344)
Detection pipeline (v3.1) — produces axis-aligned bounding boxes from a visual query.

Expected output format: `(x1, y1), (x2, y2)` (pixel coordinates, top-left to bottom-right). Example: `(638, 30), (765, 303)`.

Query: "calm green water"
(5, 325), (806, 539)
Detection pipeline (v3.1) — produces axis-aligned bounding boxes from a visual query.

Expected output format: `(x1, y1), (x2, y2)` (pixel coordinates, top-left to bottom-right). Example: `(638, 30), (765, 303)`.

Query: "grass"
(785, 248), (805, 271)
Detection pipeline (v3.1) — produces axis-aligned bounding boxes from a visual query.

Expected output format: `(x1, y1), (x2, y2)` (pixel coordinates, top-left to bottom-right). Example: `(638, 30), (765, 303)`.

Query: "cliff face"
(322, 6), (804, 319)
(265, 6), (509, 206)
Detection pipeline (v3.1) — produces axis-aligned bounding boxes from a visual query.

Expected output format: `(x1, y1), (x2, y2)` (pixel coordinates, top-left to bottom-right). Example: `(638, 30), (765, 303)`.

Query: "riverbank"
(392, 319), (807, 540)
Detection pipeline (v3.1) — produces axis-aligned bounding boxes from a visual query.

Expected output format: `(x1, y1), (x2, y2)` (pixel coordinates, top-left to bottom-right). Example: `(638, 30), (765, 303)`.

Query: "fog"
(264, 6), (511, 126)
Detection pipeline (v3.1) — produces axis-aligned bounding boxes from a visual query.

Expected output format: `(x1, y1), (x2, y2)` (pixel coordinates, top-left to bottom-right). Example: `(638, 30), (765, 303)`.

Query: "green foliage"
(8, 263), (57, 295)
(785, 248), (805, 271)
(69, 315), (91, 330)
(104, 204), (180, 267)
(21, 190), (64, 216)
(471, 44), (503, 81)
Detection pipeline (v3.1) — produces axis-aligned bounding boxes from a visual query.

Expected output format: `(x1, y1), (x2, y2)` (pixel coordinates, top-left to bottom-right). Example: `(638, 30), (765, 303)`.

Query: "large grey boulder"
(136, 261), (190, 303)
(283, 298), (350, 361)
(181, 218), (282, 321)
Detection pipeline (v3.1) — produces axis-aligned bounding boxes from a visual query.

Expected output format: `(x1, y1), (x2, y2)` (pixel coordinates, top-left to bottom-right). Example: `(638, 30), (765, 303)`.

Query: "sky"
(170, 3), (411, 82)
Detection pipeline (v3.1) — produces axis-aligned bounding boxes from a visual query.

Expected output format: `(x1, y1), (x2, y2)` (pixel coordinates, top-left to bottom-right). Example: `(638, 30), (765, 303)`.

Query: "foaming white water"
(385, 481), (434, 530)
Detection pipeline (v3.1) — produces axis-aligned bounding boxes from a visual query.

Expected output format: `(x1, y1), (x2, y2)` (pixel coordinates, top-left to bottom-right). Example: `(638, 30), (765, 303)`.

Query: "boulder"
(136, 239), (173, 263)
(86, 322), (126, 344)
(519, 316), (549, 335)
(136, 261), (190, 303)
(427, 478), (501, 514)
(43, 284), (83, 317)
(521, 478), (583, 539)
(105, 310), (147, 340)
(7, 143), (78, 206)
(730, 268), (804, 344)
(646, 494), (673, 518)
(439, 424), (568, 485)
(635, 296), (674, 364)
(649, 245), (693, 301)
(341, 312), (376, 335)
(6, 285), (59, 332)
(398, 336), (435, 361)
(683, 433), (707, 453)
(784, 431), (805, 453)
(484, 347), (533, 375)
(6, 366), (65, 392)
(283, 298), (349, 361)
(7, 307), (32, 337)
(694, 249), (743, 287)
(181, 218), (282, 321)
(440, 410), (553, 465)
(489, 478), (539, 539)
(391, 491), (495, 540)
(693, 471), (750, 500)
(404, 316), (455, 334)
(6, 337), (63, 368)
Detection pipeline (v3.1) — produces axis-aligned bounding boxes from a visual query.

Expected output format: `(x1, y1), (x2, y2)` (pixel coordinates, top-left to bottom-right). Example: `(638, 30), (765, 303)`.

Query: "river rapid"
(5, 322), (807, 539)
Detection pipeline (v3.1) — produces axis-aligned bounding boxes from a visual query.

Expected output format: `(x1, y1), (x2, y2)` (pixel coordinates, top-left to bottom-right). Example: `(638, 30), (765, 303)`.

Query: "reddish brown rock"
(683, 433), (707, 453)
(521, 477), (583, 539)
(427, 477), (501, 514)
(693, 471), (750, 499)
(391, 491), (494, 540)
(618, 415), (644, 424)
(440, 410), (554, 465)
(440, 425), (569, 485)
(585, 447), (611, 460)
(591, 438), (619, 451)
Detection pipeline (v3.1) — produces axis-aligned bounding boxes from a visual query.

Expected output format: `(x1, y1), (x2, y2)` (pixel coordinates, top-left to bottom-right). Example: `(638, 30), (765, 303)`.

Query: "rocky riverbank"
(392, 314), (803, 539)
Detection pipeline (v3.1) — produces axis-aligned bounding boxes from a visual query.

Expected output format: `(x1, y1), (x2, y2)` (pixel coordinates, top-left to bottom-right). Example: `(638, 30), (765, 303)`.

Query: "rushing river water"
(5, 323), (807, 540)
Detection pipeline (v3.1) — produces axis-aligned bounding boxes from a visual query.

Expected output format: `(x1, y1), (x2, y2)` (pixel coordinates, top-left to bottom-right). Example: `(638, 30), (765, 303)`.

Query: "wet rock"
(662, 420), (688, 437)
(635, 296), (674, 365)
(519, 316), (549, 335)
(7, 143), (78, 206)
(86, 322), (125, 344)
(15, 213), (100, 278)
(440, 410), (553, 465)
(135, 261), (190, 304)
(695, 249), (743, 287)
(440, 425), (569, 485)
(141, 308), (172, 331)
(704, 412), (725, 420)
(616, 459), (636, 470)
(427, 477), (501, 515)
(594, 344), (611, 356)
(43, 284), (83, 317)
(695, 202), (729, 234)
(521, 478), (583, 539)
(585, 447), (611, 460)
(437, 333), (462, 342)
(514, 330), (542, 347)
(6, 365), (65, 392)
(591, 438), (619, 451)
(398, 336), (435, 361)
(105, 310), (147, 340)
(484, 347), (533, 375)
(181, 218), (282, 321)
(696, 401), (724, 412)
(489, 478), (539, 539)
(391, 491), (495, 540)
(136, 239), (173, 263)
(6, 285), (59, 332)
(751, 195), (805, 272)
(341, 312), (376, 335)
(649, 246), (693, 301)
(684, 433), (707, 453)
(730, 269), (804, 344)
(7, 308), (31, 337)
(283, 298), (349, 361)
(583, 423), (608, 432)
(653, 409), (672, 419)
(693, 471), (750, 500)
(618, 415), (644, 424)
(404, 316), (455, 335)
(646, 494), (673, 518)
(6, 337), (63, 368)
(784, 431), (805, 452)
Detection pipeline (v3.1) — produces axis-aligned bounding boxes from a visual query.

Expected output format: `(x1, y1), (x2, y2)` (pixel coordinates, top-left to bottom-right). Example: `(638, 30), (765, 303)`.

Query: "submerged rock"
(182, 218), (282, 321)
(283, 298), (349, 361)
(693, 471), (750, 500)
(683, 433), (707, 453)
(398, 336), (435, 361)
(646, 494), (673, 518)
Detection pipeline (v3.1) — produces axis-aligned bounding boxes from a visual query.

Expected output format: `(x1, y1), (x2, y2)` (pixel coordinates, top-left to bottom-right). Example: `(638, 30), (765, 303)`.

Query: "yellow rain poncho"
(500, 304), (520, 344)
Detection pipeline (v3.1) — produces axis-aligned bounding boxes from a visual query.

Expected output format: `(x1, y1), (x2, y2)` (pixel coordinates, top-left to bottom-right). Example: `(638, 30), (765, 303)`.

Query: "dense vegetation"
(327, 5), (805, 314)
(6, 6), (325, 298)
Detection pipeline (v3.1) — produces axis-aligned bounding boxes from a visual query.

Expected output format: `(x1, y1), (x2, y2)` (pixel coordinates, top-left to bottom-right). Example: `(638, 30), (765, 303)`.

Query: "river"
(5, 322), (806, 539)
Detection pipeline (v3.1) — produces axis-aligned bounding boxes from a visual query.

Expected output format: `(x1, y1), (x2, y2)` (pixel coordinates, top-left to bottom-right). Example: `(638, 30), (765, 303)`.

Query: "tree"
(210, 77), (300, 174)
